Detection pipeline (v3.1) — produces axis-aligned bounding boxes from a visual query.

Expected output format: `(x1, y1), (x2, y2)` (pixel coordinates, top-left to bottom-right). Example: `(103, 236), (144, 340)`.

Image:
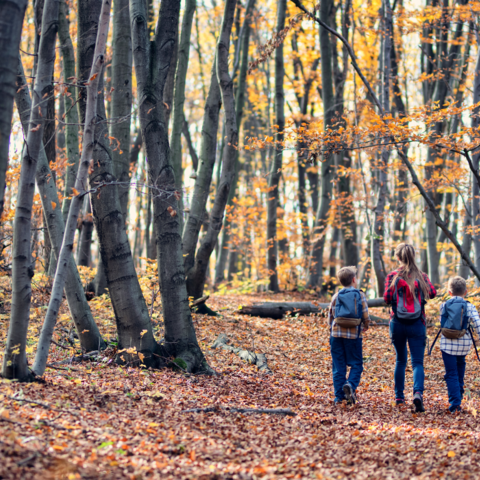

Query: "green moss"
(172, 357), (188, 371)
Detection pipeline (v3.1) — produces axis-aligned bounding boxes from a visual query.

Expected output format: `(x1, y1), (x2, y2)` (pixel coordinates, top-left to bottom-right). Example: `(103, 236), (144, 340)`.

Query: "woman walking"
(384, 243), (437, 412)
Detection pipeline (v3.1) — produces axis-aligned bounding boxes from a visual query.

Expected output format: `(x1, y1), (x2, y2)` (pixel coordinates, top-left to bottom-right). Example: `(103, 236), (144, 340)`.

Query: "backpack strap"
(428, 329), (442, 356)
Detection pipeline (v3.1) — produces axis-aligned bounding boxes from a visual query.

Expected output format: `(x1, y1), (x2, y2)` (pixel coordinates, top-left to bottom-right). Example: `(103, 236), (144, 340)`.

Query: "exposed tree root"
(211, 333), (272, 374)
(183, 406), (296, 416)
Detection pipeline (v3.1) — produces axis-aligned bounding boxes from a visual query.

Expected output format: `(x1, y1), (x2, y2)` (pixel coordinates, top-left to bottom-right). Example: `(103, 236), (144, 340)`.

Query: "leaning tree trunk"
(266, 0), (286, 293)
(14, 59), (105, 353)
(2, 0), (59, 381)
(307, 0), (335, 289)
(170, 0), (196, 234)
(0, 0), (28, 218)
(184, 0), (239, 301)
(110, 0), (132, 222)
(130, 0), (209, 373)
(182, 58), (221, 284)
(214, 0), (255, 285)
(33, 0), (146, 376)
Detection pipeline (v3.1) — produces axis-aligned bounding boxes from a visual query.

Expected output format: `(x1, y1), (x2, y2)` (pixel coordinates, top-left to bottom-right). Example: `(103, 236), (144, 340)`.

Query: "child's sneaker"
(449, 405), (462, 413)
(395, 398), (405, 406)
(413, 392), (425, 412)
(343, 382), (356, 405)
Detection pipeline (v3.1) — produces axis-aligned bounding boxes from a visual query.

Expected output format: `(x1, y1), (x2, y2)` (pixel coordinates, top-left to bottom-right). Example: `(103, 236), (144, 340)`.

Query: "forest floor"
(2, 272), (480, 479)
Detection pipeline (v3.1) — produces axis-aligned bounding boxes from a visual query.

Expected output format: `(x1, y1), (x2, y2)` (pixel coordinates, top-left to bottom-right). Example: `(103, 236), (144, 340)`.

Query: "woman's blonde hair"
(390, 243), (431, 299)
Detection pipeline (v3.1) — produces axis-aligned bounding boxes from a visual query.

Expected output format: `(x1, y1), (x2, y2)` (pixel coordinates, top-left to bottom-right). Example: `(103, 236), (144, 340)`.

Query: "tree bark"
(58, 0), (80, 223)
(182, 58), (221, 284)
(3, 0), (59, 381)
(214, 0), (255, 285)
(14, 58), (105, 354)
(170, 0), (196, 233)
(185, 0), (239, 301)
(0, 0), (28, 217)
(33, 0), (117, 376)
(239, 300), (386, 319)
(472, 32), (480, 281)
(307, 0), (335, 288)
(76, 199), (93, 267)
(110, 0), (132, 222)
(130, 0), (209, 372)
(266, 0), (286, 293)
(371, 0), (392, 297)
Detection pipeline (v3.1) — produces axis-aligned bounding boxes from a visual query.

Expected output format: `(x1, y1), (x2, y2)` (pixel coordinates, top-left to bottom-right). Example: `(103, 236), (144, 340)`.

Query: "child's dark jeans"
(441, 351), (466, 410)
(330, 336), (363, 401)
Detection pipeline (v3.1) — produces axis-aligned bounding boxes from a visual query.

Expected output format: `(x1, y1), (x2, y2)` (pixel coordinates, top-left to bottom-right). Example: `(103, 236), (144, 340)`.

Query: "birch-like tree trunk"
(14, 59), (105, 353)
(0, 0), (28, 217)
(170, 0), (196, 233)
(110, 0), (132, 221)
(266, 0), (286, 293)
(33, 0), (117, 376)
(131, 0), (209, 372)
(2, 0), (59, 381)
(185, 0), (239, 300)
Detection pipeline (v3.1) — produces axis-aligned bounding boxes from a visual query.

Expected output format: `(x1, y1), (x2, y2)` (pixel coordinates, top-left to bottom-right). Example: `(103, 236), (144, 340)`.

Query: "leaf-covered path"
(2, 292), (480, 479)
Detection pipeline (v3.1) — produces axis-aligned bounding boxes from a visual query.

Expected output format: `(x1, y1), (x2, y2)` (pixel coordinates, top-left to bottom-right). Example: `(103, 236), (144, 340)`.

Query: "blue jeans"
(441, 351), (466, 410)
(330, 336), (363, 401)
(389, 318), (426, 399)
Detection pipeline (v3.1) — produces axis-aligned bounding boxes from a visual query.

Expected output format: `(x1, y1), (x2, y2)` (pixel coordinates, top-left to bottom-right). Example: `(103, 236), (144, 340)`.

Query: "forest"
(2, 0), (480, 477)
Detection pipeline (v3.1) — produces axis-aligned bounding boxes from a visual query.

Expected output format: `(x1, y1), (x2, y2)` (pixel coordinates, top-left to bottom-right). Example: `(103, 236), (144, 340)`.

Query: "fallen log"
(183, 406), (296, 416)
(238, 299), (387, 319)
(211, 333), (272, 374)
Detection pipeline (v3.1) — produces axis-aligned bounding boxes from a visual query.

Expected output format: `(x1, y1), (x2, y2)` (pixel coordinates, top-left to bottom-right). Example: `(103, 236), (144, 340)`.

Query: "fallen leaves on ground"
(1, 288), (480, 479)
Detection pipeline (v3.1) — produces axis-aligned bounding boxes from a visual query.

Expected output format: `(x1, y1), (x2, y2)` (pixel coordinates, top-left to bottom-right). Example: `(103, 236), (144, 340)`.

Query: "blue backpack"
(334, 288), (363, 328)
(429, 298), (480, 361)
(440, 298), (469, 337)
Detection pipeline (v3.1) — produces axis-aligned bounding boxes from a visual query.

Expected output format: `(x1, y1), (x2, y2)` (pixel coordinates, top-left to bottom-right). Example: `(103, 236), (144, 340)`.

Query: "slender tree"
(14, 59), (105, 353)
(0, 0), (28, 218)
(170, 0), (196, 233)
(266, 0), (286, 293)
(3, 0), (59, 380)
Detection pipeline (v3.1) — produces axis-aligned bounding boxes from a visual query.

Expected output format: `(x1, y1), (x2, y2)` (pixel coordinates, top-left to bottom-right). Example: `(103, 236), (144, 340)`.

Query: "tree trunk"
(184, 0), (239, 301)
(214, 1), (255, 286)
(458, 208), (472, 279)
(183, 58), (221, 286)
(14, 59), (105, 354)
(0, 0), (28, 217)
(3, 0), (59, 381)
(77, 198), (93, 266)
(131, 0), (209, 372)
(110, 0), (132, 222)
(33, 0), (127, 377)
(170, 0), (196, 234)
(307, 0), (335, 288)
(266, 0), (286, 293)
(58, 0), (80, 223)
(371, 0), (392, 297)
(472, 33), (480, 281)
